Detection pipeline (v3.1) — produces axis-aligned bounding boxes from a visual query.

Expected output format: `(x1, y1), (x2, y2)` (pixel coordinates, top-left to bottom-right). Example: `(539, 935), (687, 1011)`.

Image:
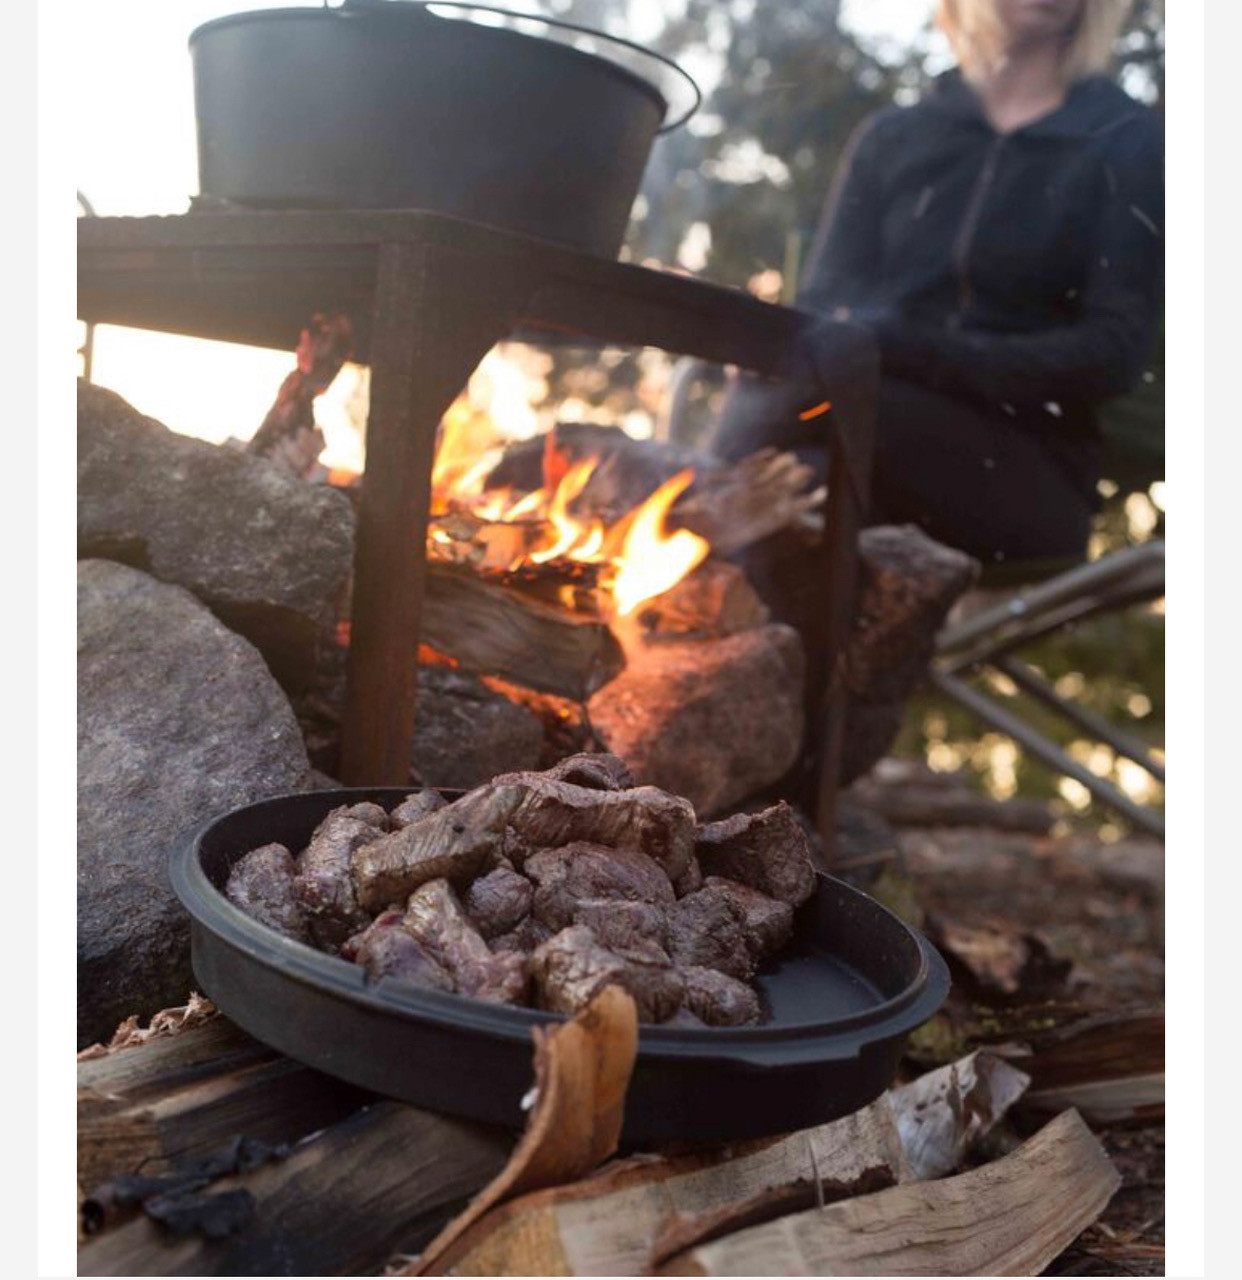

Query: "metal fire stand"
(77, 210), (876, 860)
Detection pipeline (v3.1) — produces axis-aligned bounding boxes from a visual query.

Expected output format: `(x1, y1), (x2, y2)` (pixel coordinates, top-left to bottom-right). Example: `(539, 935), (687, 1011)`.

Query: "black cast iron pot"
(189, 0), (700, 258)
(171, 787), (950, 1146)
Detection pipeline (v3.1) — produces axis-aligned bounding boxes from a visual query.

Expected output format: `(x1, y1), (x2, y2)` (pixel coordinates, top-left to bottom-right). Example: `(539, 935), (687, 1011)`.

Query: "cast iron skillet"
(171, 787), (949, 1145)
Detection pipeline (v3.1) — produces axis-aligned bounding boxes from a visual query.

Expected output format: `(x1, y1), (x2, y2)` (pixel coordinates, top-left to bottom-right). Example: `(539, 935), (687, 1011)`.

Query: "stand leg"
(339, 242), (521, 784)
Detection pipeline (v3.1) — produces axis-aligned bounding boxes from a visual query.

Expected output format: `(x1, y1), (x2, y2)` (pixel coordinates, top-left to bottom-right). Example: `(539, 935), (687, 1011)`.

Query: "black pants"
(714, 371), (1097, 565)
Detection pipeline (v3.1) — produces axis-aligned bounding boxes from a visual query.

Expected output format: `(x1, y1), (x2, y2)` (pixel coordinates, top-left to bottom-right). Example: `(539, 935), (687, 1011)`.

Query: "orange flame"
(612, 470), (710, 616)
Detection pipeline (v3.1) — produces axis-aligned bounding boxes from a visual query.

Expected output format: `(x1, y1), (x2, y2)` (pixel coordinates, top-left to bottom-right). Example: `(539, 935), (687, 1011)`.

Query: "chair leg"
(928, 669), (1165, 838)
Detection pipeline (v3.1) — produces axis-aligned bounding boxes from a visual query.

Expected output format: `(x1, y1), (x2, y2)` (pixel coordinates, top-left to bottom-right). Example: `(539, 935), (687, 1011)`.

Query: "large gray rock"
(411, 666), (545, 791)
(587, 624), (805, 817)
(842, 526), (978, 783)
(78, 560), (312, 1048)
(77, 380), (356, 692)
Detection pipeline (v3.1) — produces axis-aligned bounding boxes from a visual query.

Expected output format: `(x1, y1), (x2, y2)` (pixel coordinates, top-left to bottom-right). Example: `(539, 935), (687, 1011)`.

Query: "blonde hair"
(937, 0), (1131, 86)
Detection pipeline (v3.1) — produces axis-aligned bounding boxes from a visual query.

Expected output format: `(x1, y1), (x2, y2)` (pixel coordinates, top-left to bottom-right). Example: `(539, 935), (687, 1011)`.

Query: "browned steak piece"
(294, 809), (384, 951)
(525, 842), (675, 932)
(343, 909), (455, 992)
(463, 863), (533, 941)
(701, 876), (794, 963)
(532, 924), (684, 1023)
(679, 965), (762, 1026)
(350, 783), (524, 912)
(671, 855), (703, 898)
(572, 898), (669, 956)
(403, 879), (529, 1004)
(225, 843), (310, 943)
(662, 1007), (710, 1029)
(489, 915), (552, 955)
(666, 886), (754, 981)
(541, 752), (635, 791)
(502, 778), (695, 882)
(341, 801), (389, 830)
(693, 801), (817, 906)
(389, 790), (448, 828)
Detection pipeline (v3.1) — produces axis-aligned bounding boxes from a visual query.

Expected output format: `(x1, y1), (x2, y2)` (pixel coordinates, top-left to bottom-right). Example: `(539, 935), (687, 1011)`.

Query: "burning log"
(635, 559), (770, 641)
(421, 562), (624, 702)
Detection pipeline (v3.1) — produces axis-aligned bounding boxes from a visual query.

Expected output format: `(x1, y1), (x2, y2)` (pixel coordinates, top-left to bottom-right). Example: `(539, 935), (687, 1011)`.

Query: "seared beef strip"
(524, 841), (675, 932)
(662, 1008), (710, 1029)
(489, 915), (552, 955)
(572, 898), (668, 956)
(672, 855), (704, 898)
(341, 801), (390, 831)
(294, 810), (384, 951)
(701, 877), (794, 963)
(694, 801), (817, 906)
(679, 965), (762, 1026)
(350, 783), (523, 912)
(343, 909), (455, 992)
(532, 924), (684, 1023)
(402, 879), (529, 1004)
(463, 863), (533, 941)
(389, 790), (448, 829)
(666, 886), (754, 981)
(539, 752), (635, 791)
(225, 843), (310, 943)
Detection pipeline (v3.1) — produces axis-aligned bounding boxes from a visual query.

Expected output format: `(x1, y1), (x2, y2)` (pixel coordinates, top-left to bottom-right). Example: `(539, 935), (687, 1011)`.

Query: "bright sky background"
(76, 0), (936, 448)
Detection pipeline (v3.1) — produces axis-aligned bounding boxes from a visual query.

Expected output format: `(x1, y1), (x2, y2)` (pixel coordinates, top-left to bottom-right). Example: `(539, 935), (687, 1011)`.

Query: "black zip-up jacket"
(797, 69), (1164, 438)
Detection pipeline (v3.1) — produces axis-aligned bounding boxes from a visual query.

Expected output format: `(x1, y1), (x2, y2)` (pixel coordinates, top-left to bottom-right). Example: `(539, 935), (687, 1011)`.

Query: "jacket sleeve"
(875, 112), (1165, 409)
(796, 114), (890, 313)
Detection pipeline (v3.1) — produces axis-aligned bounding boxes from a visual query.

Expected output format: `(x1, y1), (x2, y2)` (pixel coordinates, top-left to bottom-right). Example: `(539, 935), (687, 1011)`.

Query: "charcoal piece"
(532, 924), (684, 1024)
(350, 783), (525, 913)
(463, 864), (534, 941)
(344, 909), (455, 993)
(389, 790), (448, 828)
(403, 880), (529, 1004)
(224, 843), (310, 943)
(694, 801), (817, 906)
(143, 1187), (256, 1240)
(503, 779), (695, 881)
(489, 915), (552, 955)
(542, 752), (635, 791)
(666, 887), (754, 981)
(672, 855), (703, 898)
(679, 966), (762, 1027)
(572, 898), (668, 956)
(294, 809), (384, 951)
(701, 876), (794, 963)
(525, 842), (676, 932)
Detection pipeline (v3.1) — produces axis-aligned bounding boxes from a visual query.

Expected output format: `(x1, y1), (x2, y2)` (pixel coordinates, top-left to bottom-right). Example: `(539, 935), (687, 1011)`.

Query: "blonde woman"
(715, 0), (1163, 565)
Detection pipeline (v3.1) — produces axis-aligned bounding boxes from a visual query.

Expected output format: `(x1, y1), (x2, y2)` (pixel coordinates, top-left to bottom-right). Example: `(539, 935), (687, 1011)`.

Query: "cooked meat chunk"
(693, 801), (817, 906)
(701, 877), (794, 963)
(344, 909), (455, 992)
(679, 966), (763, 1026)
(294, 809), (384, 951)
(341, 801), (389, 830)
(350, 783), (524, 912)
(498, 778), (695, 882)
(541, 752), (635, 791)
(463, 864), (533, 941)
(672, 855), (703, 898)
(489, 915), (552, 955)
(661, 1007), (710, 1029)
(403, 879), (529, 1004)
(525, 842), (675, 932)
(666, 887), (754, 981)
(389, 790), (448, 828)
(532, 925), (684, 1023)
(225, 843), (310, 943)
(572, 897), (668, 956)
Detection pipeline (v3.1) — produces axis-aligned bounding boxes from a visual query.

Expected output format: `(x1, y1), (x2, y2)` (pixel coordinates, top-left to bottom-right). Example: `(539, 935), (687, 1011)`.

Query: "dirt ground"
(854, 813), (1165, 1276)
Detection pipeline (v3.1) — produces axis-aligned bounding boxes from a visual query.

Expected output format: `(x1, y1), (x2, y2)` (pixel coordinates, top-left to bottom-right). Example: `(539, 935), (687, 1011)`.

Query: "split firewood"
(421, 561), (624, 702)
(655, 1109), (1119, 1277)
(410, 985), (638, 1276)
(673, 448), (824, 557)
(403, 1050), (1026, 1276)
